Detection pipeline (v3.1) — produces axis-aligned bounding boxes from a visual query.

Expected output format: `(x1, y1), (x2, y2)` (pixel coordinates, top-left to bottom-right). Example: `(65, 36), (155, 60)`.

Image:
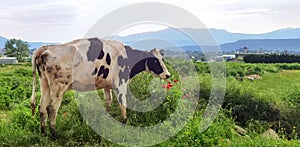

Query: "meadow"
(0, 62), (300, 146)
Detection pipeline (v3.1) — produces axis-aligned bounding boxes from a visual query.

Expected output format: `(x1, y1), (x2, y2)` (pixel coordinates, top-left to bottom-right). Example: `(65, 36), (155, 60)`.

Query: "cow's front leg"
(119, 103), (127, 124)
(116, 85), (128, 124)
(104, 88), (112, 112)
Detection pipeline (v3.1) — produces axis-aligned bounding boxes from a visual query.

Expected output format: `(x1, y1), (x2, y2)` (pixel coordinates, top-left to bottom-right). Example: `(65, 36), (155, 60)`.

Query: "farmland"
(0, 62), (300, 146)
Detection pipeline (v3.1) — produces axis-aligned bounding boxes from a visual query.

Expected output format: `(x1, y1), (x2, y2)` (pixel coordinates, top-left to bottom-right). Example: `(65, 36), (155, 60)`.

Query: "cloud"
(227, 8), (284, 15)
(0, 1), (82, 26)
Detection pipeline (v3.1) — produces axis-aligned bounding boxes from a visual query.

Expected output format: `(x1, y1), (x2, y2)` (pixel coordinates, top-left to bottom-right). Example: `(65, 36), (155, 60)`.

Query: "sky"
(0, 0), (300, 42)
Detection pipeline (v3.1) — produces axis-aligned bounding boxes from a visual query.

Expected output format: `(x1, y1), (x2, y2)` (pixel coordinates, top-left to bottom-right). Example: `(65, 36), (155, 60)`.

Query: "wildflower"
(167, 83), (173, 90)
(63, 111), (68, 117)
(163, 79), (176, 90)
(173, 79), (178, 83)
(162, 84), (167, 89)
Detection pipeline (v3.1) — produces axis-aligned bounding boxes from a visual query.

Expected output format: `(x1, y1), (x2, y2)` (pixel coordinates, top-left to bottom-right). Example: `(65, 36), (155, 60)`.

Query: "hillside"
(220, 39), (300, 52)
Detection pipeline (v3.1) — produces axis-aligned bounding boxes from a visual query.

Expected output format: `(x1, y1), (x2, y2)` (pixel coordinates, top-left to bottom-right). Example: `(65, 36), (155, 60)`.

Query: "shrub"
(0, 77), (32, 110)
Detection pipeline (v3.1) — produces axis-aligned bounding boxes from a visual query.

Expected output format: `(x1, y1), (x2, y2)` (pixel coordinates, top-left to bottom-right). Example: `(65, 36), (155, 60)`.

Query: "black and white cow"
(30, 38), (170, 138)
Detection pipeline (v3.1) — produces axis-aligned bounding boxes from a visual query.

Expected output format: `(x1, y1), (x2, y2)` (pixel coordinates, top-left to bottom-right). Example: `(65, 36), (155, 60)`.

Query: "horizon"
(1, 1), (300, 42)
(1, 27), (300, 43)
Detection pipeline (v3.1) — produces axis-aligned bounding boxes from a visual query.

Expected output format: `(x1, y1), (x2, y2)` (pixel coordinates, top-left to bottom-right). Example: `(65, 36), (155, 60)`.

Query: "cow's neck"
(124, 46), (151, 80)
(129, 58), (147, 79)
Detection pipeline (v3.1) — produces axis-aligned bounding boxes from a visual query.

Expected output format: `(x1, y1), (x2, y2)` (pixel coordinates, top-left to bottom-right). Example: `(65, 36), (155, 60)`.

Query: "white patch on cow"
(150, 48), (170, 79)
(117, 80), (128, 107)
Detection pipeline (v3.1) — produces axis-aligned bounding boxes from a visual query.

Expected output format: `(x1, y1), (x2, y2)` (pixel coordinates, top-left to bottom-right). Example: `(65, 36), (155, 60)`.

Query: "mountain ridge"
(1, 28), (300, 53)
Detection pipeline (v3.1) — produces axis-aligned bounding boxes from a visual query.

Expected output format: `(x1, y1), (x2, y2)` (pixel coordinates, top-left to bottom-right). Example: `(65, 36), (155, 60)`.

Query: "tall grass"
(1, 63), (300, 146)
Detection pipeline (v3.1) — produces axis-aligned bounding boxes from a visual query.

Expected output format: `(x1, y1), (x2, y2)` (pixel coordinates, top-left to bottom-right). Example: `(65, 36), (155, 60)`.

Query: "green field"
(0, 62), (300, 146)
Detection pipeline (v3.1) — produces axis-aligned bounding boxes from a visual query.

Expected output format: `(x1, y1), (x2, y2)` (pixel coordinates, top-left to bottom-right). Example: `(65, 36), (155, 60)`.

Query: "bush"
(0, 77), (32, 110)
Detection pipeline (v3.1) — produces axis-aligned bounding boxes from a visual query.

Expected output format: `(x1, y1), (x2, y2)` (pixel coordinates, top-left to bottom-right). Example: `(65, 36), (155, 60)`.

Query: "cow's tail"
(30, 49), (38, 116)
(30, 46), (48, 116)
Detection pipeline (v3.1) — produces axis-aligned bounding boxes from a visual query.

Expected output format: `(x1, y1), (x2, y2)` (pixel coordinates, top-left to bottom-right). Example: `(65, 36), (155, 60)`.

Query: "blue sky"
(0, 0), (299, 42)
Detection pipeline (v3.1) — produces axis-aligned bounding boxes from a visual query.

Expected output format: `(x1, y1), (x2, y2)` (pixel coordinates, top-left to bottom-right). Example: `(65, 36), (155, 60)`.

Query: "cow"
(30, 38), (171, 138)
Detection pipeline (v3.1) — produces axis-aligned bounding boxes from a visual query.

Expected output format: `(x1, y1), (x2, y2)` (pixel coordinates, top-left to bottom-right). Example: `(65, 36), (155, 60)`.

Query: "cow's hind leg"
(47, 85), (67, 139)
(39, 78), (50, 136)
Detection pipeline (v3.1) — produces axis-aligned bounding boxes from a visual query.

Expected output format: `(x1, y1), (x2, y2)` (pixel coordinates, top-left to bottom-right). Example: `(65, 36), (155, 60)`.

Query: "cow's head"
(146, 48), (171, 79)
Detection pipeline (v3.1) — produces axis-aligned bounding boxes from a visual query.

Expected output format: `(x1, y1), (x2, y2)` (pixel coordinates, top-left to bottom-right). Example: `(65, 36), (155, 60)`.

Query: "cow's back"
(34, 38), (125, 91)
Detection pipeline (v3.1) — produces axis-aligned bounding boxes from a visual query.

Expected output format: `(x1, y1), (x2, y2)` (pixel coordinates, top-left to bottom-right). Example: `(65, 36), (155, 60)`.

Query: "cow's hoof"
(106, 106), (111, 113)
(50, 128), (58, 140)
(41, 126), (47, 137)
(122, 118), (128, 124)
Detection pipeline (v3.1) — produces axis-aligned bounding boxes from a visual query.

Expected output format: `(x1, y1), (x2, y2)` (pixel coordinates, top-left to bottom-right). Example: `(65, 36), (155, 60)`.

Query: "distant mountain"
(210, 28), (300, 45)
(220, 39), (300, 52)
(112, 28), (300, 53)
(1, 27), (300, 53)
(114, 27), (300, 47)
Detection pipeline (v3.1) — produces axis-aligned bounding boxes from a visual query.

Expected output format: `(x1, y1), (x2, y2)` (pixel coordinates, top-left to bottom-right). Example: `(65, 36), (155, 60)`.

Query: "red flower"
(163, 80), (176, 90)
(162, 84), (167, 88)
(173, 79), (178, 83)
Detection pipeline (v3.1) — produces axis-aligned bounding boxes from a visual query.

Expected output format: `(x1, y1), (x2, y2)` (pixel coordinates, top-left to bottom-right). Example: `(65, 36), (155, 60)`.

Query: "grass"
(242, 70), (300, 111)
(1, 63), (300, 146)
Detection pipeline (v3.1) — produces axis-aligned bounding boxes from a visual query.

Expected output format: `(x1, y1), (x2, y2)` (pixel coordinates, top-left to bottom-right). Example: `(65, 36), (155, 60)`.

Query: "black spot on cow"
(55, 65), (61, 71)
(118, 66), (130, 85)
(103, 68), (109, 79)
(91, 67), (98, 75)
(54, 73), (63, 79)
(41, 54), (48, 71)
(97, 66), (105, 77)
(36, 64), (42, 77)
(87, 38), (104, 61)
(117, 56), (126, 68)
(106, 54), (111, 65)
(96, 66), (109, 79)
(46, 66), (53, 73)
(129, 59), (146, 79)
(146, 57), (163, 75)
(98, 50), (105, 60)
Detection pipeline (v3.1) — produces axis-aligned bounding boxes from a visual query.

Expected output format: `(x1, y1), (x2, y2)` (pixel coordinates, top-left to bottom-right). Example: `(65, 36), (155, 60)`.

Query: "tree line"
(3, 39), (29, 62)
(244, 54), (300, 63)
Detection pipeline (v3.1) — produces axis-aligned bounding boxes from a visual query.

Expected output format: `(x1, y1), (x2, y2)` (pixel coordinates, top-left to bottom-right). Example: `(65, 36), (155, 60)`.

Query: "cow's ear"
(150, 48), (156, 53)
(159, 49), (164, 56)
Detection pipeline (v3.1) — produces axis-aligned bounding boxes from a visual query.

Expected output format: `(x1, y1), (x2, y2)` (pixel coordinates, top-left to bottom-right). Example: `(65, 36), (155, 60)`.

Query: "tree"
(4, 38), (30, 62)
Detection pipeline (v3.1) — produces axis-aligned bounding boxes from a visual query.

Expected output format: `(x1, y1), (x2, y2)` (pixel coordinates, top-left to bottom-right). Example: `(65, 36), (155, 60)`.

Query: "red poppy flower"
(166, 84), (171, 90)
(162, 84), (167, 89)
